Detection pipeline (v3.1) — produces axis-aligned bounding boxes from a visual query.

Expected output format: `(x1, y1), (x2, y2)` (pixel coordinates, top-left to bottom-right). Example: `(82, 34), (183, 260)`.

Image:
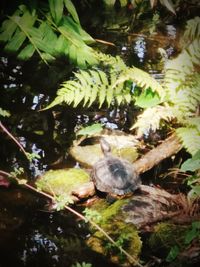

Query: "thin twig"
(0, 121), (27, 158)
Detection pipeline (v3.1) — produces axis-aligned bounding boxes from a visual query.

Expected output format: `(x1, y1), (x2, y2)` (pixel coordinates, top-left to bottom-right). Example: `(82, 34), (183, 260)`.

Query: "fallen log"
(134, 133), (182, 174)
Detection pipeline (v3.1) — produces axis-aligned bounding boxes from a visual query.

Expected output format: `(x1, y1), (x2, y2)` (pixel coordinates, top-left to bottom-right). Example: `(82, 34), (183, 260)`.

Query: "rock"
(36, 168), (91, 202)
(69, 131), (139, 167)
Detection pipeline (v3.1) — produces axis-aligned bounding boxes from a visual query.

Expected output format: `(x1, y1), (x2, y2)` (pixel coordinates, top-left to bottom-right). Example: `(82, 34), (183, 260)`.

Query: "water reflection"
(133, 37), (146, 63)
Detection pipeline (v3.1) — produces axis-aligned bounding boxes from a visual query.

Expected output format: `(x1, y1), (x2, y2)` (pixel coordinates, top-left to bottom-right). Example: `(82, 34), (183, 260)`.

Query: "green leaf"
(5, 30), (26, 52)
(184, 224), (200, 244)
(49, 0), (64, 25)
(135, 89), (161, 108)
(64, 0), (80, 24)
(166, 245), (179, 262)
(18, 43), (35, 60)
(160, 0), (176, 15)
(0, 17), (18, 41)
(0, 108), (10, 117)
(181, 159), (200, 172)
(76, 123), (103, 136)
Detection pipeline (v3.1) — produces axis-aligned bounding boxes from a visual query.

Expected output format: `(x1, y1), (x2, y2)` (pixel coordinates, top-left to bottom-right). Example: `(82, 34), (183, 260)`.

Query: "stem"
(0, 121), (28, 158)
(0, 169), (143, 267)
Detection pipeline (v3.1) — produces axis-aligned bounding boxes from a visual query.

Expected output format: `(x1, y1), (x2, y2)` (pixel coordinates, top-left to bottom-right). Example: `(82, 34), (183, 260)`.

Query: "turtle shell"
(92, 139), (141, 195)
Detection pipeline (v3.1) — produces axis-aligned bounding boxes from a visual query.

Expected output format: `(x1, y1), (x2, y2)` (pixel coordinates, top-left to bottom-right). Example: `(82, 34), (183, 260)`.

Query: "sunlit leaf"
(135, 89), (161, 108)
(76, 123), (103, 136)
(160, 0), (176, 15)
(5, 30), (26, 51)
(181, 150), (200, 172)
(64, 0), (80, 24)
(0, 108), (10, 117)
(49, 0), (64, 25)
(18, 43), (35, 59)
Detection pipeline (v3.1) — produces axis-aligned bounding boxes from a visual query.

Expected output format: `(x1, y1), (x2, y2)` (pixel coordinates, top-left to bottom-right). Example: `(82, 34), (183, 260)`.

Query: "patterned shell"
(92, 138), (141, 195)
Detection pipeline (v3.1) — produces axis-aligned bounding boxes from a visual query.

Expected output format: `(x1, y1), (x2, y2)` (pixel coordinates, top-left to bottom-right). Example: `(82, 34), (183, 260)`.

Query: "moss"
(36, 168), (90, 197)
(86, 199), (142, 264)
(149, 222), (187, 253)
(87, 221), (142, 264)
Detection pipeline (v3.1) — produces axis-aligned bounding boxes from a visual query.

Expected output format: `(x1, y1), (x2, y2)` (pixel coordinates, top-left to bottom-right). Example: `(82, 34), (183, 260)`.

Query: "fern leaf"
(176, 127), (200, 155)
(112, 67), (165, 99)
(183, 17), (200, 44)
(131, 105), (175, 136)
(96, 70), (108, 107)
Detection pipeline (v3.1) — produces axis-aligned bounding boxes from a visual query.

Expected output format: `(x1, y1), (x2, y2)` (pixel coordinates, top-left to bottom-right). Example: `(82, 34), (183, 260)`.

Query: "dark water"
(0, 186), (119, 267)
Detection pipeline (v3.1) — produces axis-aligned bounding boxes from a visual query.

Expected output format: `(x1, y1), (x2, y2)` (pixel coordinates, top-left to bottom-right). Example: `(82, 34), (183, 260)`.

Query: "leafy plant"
(166, 221), (200, 262)
(71, 262), (92, 267)
(83, 208), (102, 223)
(0, 108), (10, 117)
(131, 17), (200, 155)
(44, 54), (163, 109)
(76, 123), (103, 136)
(0, 1), (98, 67)
(53, 194), (74, 211)
(181, 150), (200, 199)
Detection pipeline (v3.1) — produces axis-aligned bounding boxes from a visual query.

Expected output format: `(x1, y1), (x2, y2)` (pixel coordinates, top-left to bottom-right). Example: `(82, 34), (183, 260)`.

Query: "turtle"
(92, 138), (141, 199)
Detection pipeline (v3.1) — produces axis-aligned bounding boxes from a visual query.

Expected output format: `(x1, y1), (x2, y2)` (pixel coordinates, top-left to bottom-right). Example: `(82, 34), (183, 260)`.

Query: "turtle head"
(100, 138), (111, 155)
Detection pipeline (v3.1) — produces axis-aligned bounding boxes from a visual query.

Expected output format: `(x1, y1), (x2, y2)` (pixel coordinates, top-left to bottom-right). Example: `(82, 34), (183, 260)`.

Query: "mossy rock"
(70, 143), (138, 167)
(149, 222), (187, 253)
(36, 168), (90, 198)
(87, 221), (142, 265)
(86, 198), (142, 265)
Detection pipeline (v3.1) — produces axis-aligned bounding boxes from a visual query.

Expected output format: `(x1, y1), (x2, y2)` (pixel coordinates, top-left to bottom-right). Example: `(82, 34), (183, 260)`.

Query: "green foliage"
(53, 194), (74, 210)
(83, 208), (102, 223)
(166, 245), (179, 262)
(181, 150), (200, 172)
(132, 17), (200, 154)
(0, 2), (97, 67)
(0, 108), (10, 117)
(181, 150), (200, 199)
(71, 262), (92, 267)
(25, 152), (41, 161)
(166, 221), (200, 262)
(45, 54), (163, 109)
(10, 167), (24, 178)
(176, 127), (200, 156)
(184, 221), (200, 245)
(76, 123), (103, 136)
(183, 17), (200, 44)
(130, 105), (174, 135)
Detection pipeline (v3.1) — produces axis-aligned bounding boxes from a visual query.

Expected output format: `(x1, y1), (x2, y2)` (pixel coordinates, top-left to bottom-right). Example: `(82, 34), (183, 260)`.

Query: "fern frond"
(186, 117), (200, 132)
(183, 17), (200, 44)
(113, 67), (165, 99)
(164, 39), (200, 89)
(130, 105), (175, 136)
(165, 73), (200, 119)
(44, 68), (134, 109)
(176, 127), (200, 155)
(45, 58), (166, 110)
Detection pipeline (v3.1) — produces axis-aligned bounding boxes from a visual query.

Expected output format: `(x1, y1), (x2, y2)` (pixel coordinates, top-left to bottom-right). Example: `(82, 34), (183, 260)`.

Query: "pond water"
(0, 11), (184, 267)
